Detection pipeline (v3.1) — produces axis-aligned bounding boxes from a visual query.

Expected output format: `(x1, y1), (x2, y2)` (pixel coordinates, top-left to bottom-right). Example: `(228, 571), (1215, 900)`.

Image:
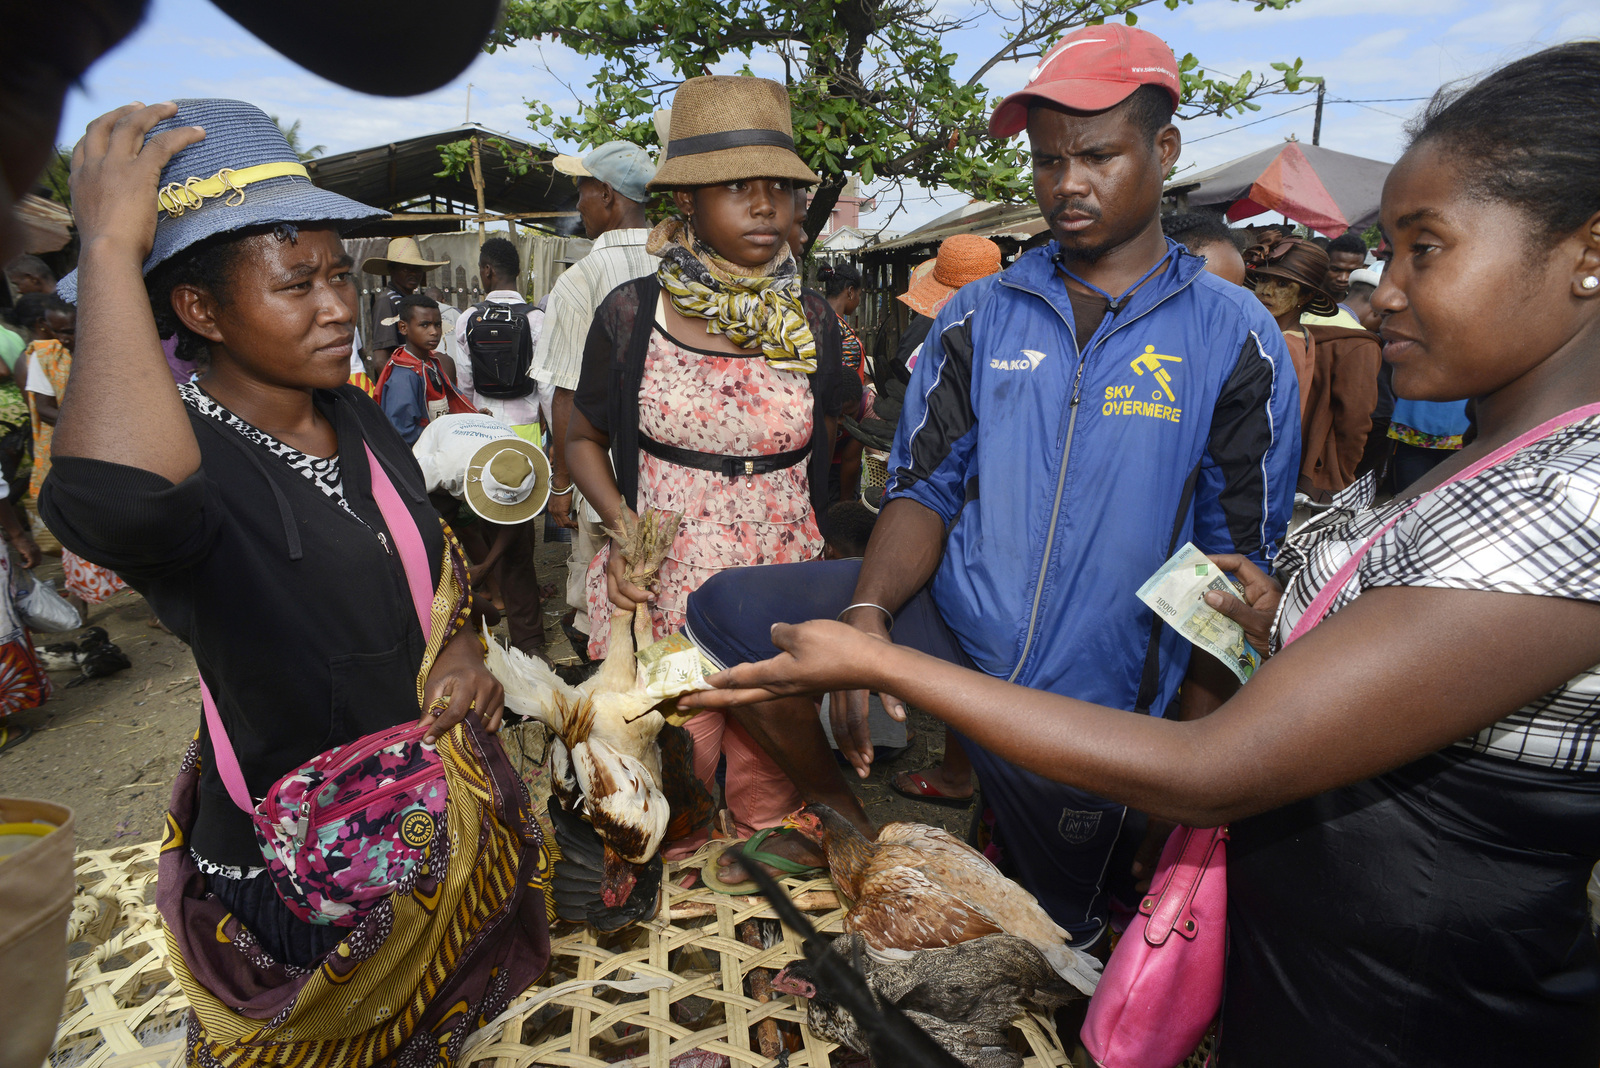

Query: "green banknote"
(1135, 542), (1262, 684)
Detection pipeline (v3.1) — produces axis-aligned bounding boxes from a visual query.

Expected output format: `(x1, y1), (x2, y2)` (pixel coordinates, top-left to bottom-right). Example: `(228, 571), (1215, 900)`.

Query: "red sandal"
(889, 771), (975, 808)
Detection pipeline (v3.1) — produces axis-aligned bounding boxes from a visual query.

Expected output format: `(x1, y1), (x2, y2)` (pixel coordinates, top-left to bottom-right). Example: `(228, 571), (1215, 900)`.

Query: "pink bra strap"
(1285, 401), (1600, 646)
(204, 445), (436, 814)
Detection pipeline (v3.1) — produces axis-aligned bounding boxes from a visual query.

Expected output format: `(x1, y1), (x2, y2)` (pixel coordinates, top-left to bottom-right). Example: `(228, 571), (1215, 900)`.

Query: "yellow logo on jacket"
(1103, 346), (1184, 423)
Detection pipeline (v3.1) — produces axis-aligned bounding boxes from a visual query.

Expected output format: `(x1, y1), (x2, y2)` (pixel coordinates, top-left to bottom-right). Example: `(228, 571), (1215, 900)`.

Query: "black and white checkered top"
(1272, 414), (1600, 772)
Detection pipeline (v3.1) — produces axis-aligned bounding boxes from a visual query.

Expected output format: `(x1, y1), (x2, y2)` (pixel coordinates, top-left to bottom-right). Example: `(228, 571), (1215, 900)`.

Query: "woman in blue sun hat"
(42, 100), (550, 1066)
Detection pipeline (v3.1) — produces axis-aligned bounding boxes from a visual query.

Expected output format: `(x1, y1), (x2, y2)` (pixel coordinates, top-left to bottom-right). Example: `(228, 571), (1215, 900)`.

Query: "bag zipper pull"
(378, 531), (393, 555)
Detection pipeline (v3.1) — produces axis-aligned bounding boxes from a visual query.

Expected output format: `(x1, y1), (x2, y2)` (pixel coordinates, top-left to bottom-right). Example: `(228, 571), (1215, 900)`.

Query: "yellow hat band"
(157, 161), (310, 217)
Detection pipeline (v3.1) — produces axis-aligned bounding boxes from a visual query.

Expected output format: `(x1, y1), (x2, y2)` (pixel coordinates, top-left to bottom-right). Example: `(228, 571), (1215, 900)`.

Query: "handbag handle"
(1284, 401), (1600, 647)
(1142, 824), (1227, 946)
(204, 445), (434, 814)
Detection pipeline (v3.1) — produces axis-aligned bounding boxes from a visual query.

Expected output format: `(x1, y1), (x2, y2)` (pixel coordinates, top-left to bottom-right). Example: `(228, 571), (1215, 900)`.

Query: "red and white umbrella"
(1165, 141), (1393, 238)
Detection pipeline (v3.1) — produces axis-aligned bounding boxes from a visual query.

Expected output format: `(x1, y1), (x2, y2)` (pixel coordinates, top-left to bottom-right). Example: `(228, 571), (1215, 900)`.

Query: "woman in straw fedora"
(566, 74), (846, 886)
(42, 100), (550, 1066)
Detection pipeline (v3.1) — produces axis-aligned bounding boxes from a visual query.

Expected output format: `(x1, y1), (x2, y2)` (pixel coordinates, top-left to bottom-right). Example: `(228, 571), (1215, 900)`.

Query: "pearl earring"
(1584, 276), (1600, 291)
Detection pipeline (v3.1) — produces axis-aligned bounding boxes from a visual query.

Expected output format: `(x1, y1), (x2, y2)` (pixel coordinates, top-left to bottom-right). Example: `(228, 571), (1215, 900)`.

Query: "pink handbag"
(1083, 401), (1600, 1067)
(201, 444), (449, 926)
(1081, 823), (1227, 1068)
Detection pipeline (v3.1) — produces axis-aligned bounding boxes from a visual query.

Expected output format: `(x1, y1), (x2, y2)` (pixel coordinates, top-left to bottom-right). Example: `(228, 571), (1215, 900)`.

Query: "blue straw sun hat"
(59, 99), (385, 302)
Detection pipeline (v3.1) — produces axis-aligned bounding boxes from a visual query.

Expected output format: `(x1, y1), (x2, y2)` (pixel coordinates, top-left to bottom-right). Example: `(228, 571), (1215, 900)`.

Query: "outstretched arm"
(685, 584), (1600, 826)
(52, 103), (206, 482)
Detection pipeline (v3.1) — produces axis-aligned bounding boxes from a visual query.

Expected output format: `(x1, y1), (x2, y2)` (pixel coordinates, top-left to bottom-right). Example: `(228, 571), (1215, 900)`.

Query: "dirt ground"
(0, 529), (968, 850)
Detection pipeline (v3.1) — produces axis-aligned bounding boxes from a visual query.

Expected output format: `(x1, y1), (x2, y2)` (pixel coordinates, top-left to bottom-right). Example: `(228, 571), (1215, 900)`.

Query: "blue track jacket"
(885, 240), (1299, 717)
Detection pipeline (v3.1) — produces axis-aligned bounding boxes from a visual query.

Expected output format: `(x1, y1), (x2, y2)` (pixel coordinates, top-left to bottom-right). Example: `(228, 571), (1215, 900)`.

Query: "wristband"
(837, 602), (894, 631)
(548, 483), (574, 496)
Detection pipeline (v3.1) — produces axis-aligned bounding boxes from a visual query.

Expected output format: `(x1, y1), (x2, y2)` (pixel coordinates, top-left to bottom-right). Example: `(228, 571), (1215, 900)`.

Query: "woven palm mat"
(50, 722), (1077, 1068)
(50, 840), (1075, 1068)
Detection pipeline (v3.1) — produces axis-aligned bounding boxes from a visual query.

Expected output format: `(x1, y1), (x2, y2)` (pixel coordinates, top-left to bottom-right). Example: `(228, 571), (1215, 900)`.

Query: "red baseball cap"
(989, 25), (1182, 138)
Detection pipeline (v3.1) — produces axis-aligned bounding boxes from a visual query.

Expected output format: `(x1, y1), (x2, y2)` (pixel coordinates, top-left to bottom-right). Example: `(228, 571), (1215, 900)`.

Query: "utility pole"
(1312, 81), (1325, 146)
(465, 83), (474, 125)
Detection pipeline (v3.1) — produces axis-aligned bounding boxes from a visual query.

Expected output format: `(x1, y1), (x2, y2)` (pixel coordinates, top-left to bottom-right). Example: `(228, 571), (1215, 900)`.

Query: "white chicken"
(483, 509), (688, 906)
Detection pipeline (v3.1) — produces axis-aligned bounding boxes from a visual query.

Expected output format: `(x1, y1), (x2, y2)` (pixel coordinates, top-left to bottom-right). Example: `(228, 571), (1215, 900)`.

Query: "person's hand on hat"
(71, 103), (206, 265)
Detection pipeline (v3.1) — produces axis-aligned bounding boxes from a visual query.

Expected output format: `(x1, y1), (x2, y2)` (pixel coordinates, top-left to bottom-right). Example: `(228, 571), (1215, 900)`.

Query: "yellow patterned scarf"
(647, 216), (817, 374)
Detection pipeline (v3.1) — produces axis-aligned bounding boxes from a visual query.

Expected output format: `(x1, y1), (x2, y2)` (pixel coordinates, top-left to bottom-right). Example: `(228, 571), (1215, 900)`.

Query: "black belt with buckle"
(638, 432), (811, 479)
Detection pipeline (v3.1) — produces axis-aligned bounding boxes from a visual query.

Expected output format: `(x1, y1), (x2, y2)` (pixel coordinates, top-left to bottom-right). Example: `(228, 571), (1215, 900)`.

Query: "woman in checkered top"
(684, 43), (1600, 1066)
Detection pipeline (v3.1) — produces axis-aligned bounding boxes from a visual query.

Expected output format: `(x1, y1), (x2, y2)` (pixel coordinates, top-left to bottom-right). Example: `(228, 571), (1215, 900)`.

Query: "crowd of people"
(1, 8), (1597, 1068)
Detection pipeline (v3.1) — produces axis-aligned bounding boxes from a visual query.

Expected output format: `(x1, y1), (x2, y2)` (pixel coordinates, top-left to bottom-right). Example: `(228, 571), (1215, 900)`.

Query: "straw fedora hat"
(1244, 238), (1337, 317)
(648, 76), (821, 190)
(897, 234), (1003, 318)
(362, 237), (449, 277)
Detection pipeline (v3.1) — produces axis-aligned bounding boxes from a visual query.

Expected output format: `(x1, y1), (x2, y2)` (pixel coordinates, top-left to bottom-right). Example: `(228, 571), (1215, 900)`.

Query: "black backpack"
(463, 300), (536, 399)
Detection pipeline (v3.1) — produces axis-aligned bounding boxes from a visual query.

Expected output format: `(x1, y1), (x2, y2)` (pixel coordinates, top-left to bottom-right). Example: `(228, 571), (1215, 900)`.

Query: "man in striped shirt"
(539, 141), (657, 642)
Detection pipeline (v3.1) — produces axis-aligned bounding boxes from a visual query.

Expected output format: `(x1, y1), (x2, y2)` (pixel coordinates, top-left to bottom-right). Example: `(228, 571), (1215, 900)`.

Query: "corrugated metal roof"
(304, 125), (582, 235)
(13, 195), (73, 254)
(864, 201), (1043, 253)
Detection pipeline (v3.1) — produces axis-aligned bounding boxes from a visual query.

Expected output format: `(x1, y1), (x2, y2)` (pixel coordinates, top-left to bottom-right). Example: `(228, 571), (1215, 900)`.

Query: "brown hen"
(785, 805), (1101, 995)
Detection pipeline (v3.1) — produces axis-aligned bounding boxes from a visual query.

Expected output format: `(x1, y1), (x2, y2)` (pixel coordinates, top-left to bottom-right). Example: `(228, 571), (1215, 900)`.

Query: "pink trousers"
(663, 710), (803, 859)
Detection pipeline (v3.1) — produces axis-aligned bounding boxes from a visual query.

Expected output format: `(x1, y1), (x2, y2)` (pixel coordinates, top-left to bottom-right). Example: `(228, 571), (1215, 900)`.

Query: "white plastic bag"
(16, 575), (81, 633)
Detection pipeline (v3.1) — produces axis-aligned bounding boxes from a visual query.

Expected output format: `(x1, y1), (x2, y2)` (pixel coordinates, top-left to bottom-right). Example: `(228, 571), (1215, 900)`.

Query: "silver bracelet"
(548, 484), (574, 496)
(837, 602), (894, 630)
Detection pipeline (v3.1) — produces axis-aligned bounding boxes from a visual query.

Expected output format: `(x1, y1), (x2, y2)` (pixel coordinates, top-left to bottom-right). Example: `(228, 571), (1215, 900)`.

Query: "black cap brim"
(209, 0), (504, 97)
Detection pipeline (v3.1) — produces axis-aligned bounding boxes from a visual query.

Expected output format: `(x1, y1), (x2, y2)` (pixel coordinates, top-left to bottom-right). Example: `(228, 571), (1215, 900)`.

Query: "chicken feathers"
(480, 507), (693, 877)
(772, 932), (1081, 1068)
(790, 805), (1101, 996)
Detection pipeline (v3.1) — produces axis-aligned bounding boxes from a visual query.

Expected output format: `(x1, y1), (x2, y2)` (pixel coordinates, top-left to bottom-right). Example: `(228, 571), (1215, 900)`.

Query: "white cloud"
(1178, 0), (1461, 31)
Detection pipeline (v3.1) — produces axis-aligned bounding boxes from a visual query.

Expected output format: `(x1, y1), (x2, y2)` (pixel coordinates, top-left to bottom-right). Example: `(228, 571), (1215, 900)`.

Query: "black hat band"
(666, 128), (796, 159)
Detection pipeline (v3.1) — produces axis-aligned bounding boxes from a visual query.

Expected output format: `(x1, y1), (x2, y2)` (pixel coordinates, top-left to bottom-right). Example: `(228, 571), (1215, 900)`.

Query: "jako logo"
(990, 349), (1049, 371)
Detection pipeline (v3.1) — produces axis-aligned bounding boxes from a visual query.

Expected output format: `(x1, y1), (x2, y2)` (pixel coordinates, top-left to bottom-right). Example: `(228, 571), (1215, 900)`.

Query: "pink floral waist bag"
(201, 445), (448, 927)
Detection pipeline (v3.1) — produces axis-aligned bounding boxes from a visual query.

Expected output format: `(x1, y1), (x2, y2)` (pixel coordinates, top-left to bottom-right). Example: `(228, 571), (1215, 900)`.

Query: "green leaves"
(435, 139), (475, 179)
(489, 0), (1314, 234)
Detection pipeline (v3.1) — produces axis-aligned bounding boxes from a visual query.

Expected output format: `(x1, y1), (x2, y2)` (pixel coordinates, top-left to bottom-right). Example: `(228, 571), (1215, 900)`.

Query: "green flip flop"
(702, 825), (829, 895)
(0, 725), (33, 756)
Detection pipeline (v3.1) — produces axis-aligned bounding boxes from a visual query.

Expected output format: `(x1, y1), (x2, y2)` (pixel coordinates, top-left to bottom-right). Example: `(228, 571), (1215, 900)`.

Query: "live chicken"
(785, 805), (1101, 995)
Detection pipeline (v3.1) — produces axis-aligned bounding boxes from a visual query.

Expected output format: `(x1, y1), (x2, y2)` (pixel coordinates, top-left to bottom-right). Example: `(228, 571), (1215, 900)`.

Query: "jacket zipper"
(998, 266), (1204, 684)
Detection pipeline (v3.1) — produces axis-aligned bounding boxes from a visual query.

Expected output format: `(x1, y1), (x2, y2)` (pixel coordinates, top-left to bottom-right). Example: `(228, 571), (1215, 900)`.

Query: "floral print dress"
(585, 320), (823, 658)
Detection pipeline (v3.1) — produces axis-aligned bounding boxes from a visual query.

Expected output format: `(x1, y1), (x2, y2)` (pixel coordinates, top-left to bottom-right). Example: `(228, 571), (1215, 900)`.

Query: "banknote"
(1136, 542), (1262, 684)
(636, 631), (718, 702)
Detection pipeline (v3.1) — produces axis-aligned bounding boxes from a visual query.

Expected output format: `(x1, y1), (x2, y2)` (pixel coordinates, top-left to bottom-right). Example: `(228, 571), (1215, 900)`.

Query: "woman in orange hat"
(566, 75), (846, 885)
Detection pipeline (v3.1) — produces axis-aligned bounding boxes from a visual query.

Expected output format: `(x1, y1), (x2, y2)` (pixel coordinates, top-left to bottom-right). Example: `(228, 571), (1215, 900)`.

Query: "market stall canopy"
(11, 195), (72, 254)
(1164, 141), (1393, 238)
(866, 201), (1044, 254)
(305, 125), (580, 237)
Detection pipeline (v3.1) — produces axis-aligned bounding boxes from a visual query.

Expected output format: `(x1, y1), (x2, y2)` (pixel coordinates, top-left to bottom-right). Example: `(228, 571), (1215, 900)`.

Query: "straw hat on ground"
(897, 234), (1004, 318)
(648, 76), (821, 190)
(362, 237), (448, 277)
(1244, 238), (1337, 317)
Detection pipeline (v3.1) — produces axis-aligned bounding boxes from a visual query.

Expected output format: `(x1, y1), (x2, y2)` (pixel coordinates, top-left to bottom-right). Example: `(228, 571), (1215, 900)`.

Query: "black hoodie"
(40, 385), (445, 869)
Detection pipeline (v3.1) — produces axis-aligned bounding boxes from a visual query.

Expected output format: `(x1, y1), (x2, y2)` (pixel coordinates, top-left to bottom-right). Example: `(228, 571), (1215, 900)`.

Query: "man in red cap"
(681, 24), (1300, 949)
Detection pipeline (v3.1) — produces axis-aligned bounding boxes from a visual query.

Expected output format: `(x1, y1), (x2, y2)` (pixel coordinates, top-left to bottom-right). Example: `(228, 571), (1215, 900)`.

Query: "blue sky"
(61, 0), (1599, 232)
